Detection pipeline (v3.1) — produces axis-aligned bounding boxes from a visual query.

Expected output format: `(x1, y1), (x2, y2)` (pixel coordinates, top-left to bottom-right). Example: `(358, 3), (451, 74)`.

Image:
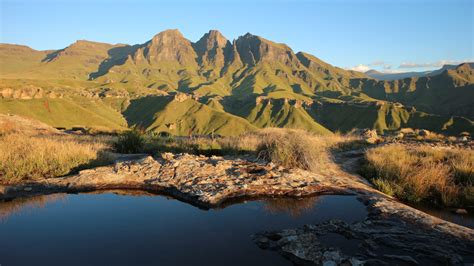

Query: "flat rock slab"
(0, 153), (352, 207)
(1, 152), (473, 265)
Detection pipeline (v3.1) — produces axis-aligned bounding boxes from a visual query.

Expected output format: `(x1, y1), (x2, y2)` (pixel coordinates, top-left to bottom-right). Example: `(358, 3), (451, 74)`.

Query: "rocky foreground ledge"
(1, 153), (473, 265)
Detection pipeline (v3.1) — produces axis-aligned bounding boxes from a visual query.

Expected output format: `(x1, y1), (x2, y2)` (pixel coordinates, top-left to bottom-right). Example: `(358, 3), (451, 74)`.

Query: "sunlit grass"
(362, 144), (473, 207)
(0, 133), (114, 184)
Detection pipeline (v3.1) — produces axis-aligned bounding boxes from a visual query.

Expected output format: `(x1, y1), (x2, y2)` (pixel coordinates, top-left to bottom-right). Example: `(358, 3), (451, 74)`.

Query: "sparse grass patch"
(361, 144), (474, 207)
(0, 133), (114, 184)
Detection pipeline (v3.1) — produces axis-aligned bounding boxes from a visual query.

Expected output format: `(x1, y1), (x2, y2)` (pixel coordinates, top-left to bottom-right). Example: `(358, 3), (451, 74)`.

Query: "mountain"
(351, 63), (474, 119)
(1, 29), (473, 136)
(365, 63), (474, 81)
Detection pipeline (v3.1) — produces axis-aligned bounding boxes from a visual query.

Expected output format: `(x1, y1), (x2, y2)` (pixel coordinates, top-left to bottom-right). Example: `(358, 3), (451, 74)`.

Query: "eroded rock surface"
(0, 153), (353, 207)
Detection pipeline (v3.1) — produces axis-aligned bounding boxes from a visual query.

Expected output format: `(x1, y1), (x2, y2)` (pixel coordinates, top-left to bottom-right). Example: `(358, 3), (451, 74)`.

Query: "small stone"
(454, 208), (468, 215)
(418, 129), (430, 137)
(23, 187), (32, 192)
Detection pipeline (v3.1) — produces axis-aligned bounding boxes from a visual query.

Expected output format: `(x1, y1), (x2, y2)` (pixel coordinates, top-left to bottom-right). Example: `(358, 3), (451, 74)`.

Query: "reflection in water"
(408, 203), (474, 229)
(0, 194), (66, 221)
(0, 192), (368, 266)
(263, 197), (320, 217)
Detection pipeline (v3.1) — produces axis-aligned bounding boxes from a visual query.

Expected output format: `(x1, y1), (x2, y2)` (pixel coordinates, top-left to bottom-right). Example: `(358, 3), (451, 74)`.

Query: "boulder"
(354, 129), (379, 144)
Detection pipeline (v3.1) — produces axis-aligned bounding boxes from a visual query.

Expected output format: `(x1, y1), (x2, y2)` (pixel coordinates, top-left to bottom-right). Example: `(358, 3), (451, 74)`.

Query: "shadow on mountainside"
(122, 96), (174, 130)
(88, 44), (143, 80)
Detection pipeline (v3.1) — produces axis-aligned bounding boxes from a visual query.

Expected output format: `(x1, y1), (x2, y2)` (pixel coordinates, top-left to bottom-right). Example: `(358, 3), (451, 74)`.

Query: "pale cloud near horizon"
(349, 59), (472, 73)
(399, 59), (473, 69)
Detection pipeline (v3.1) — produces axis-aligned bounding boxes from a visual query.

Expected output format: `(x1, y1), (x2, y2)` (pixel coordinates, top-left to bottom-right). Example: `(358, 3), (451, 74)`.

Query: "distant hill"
(0, 30), (473, 136)
(365, 63), (474, 81)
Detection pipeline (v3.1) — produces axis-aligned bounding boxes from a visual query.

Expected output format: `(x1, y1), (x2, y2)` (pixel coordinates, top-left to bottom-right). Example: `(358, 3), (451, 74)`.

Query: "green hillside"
(123, 96), (257, 136)
(0, 29), (473, 136)
(0, 97), (127, 130)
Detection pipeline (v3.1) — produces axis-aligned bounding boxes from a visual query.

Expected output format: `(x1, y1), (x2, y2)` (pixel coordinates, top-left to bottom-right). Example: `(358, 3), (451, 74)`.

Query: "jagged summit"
(139, 29), (196, 65)
(193, 30), (231, 68)
(199, 30), (228, 46)
(234, 32), (298, 66)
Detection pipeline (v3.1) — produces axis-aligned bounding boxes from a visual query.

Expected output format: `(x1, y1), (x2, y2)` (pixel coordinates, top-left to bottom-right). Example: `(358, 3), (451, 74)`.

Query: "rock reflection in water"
(263, 197), (320, 217)
(0, 194), (66, 221)
(0, 192), (368, 265)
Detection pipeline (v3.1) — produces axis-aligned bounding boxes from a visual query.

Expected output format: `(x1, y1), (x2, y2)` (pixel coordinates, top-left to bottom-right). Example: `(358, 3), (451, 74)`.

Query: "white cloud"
(347, 58), (473, 74)
(349, 64), (371, 72)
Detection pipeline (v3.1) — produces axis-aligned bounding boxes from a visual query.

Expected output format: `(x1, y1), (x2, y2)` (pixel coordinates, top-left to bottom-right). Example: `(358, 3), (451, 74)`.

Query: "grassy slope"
(246, 100), (332, 135)
(312, 101), (474, 135)
(0, 44), (48, 75)
(124, 97), (257, 136)
(0, 97), (127, 129)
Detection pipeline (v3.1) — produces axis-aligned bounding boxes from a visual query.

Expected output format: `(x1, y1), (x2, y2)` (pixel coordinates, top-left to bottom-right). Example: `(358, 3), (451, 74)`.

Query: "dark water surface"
(0, 192), (367, 266)
(407, 203), (474, 229)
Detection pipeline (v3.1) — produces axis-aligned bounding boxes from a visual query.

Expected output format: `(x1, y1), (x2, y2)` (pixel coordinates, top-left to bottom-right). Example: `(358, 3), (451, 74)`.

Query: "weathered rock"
(0, 153), (353, 207)
(174, 93), (190, 102)
(353, 129), (379, 144)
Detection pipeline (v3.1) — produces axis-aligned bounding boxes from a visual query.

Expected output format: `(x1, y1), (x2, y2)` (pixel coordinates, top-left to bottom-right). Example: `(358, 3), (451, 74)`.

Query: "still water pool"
(0, 192), (367, 266)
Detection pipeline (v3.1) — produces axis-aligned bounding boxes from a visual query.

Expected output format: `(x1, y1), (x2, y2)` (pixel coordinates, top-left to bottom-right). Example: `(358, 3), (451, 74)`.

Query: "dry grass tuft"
(254, 128), (347, 171)
(362, 144), (473, 207)
(0, 133), (114, 184)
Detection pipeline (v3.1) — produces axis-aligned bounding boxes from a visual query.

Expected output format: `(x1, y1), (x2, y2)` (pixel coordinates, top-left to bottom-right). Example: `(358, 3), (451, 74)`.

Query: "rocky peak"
(140, 29), (197, 65)
(235, 33), (298, 67)
(150, 29), (185, 44)
(445, 62), (474, 84)
(193, 30), (231, 68)
(195, 30), (228, 50)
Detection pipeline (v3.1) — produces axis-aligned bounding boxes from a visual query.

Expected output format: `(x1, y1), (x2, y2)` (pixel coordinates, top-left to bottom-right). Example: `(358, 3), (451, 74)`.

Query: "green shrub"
(113, 130), (145, 154)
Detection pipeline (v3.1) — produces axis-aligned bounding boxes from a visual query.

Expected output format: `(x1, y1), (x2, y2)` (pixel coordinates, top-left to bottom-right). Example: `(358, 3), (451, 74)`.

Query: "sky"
(0, 0), (473, 73)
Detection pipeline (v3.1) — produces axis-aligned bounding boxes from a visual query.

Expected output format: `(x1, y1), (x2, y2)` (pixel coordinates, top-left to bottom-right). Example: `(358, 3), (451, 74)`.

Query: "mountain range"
(365, 63), (474, 81)
(1, 29), (473, 136)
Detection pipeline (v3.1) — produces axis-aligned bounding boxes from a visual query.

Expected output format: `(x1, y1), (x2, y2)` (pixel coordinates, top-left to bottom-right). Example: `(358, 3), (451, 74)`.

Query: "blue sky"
(1, 0), (472, 72)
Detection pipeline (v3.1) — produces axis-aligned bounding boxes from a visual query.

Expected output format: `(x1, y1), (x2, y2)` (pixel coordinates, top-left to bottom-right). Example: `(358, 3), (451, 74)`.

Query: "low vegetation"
(361, 144), (474, 207)
(0, 133), (114, 184)
(113, 128), (360, 173)
(113, 130), (145, 154)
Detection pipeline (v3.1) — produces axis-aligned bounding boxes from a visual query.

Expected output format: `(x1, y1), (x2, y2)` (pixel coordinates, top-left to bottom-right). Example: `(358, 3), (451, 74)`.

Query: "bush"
(113, 130), (145, 154)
